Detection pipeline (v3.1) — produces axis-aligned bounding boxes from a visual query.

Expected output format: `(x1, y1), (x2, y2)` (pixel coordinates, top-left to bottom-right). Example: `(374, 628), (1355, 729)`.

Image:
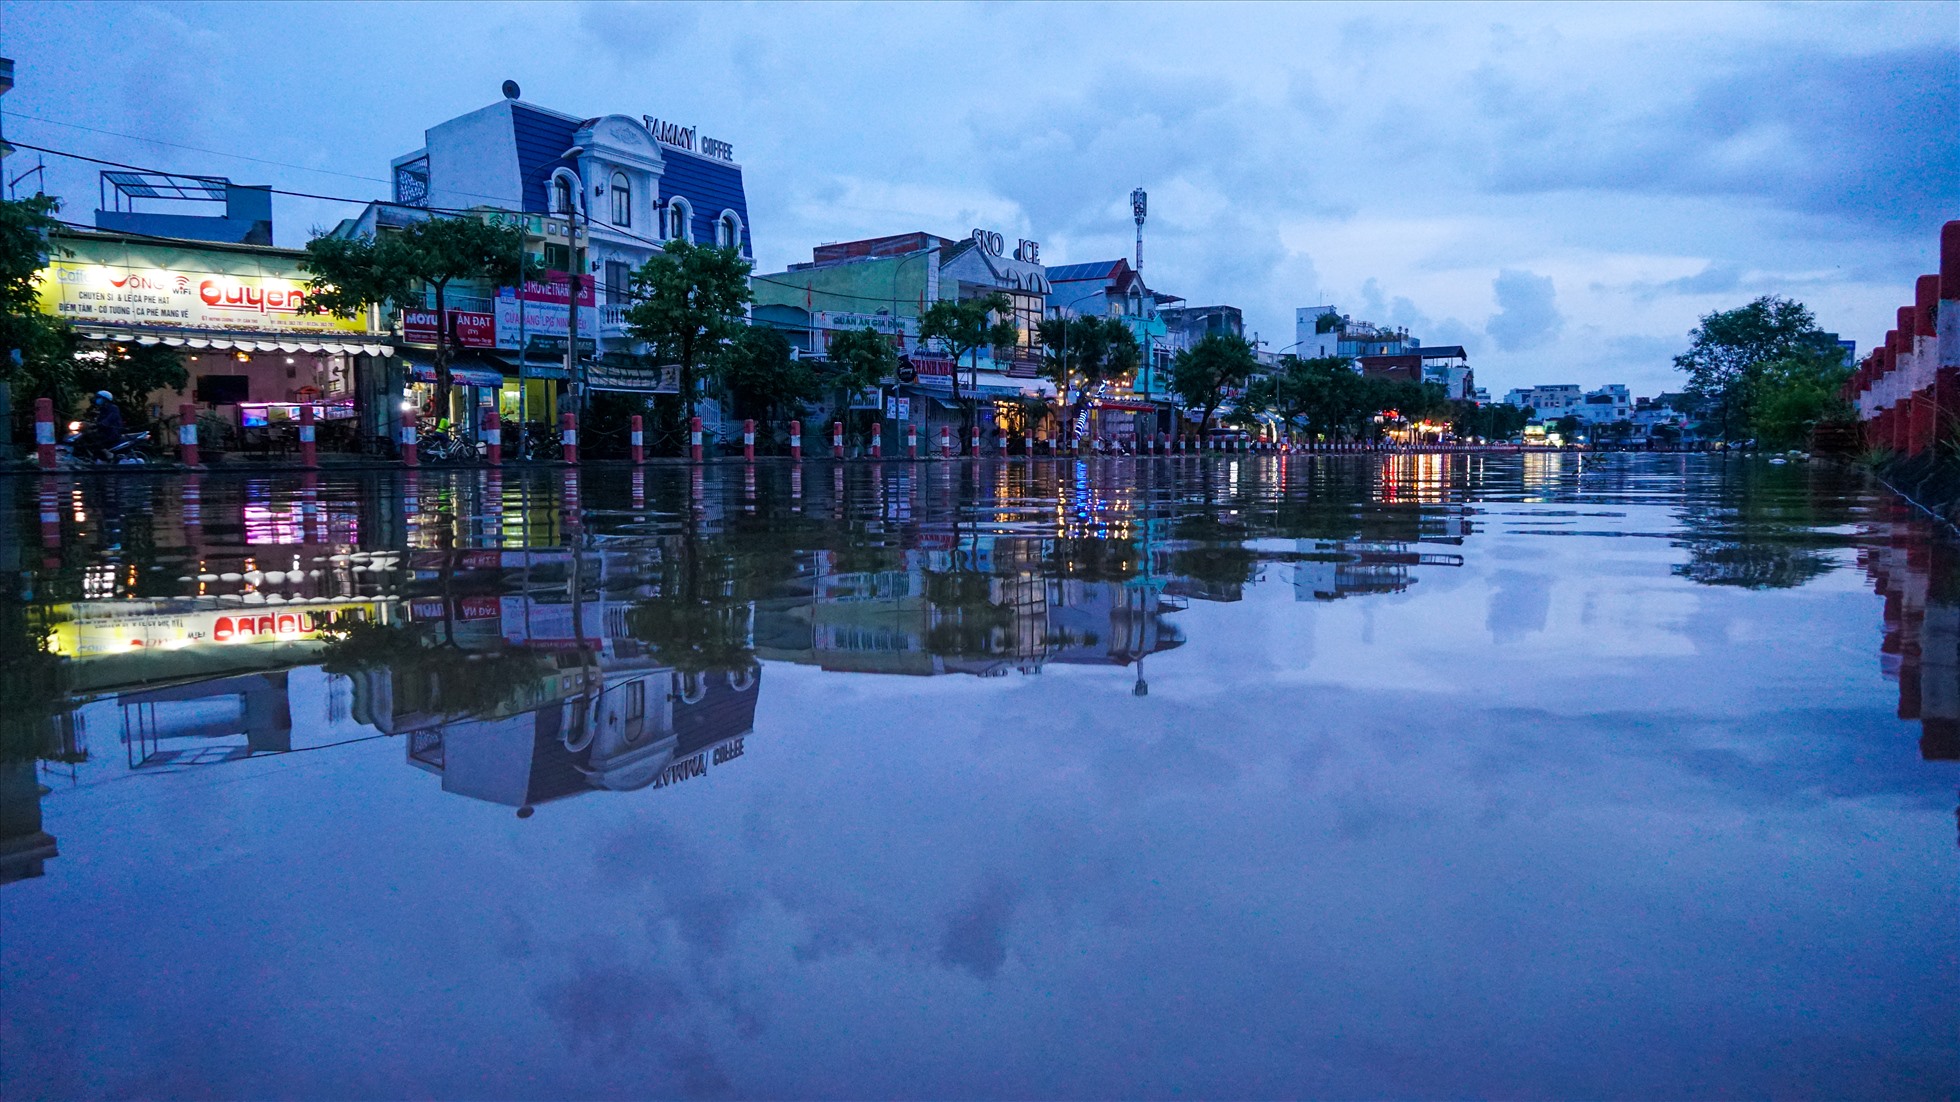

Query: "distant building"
(93, 170), (273, 246)
(751, 229), (1057, 445)
(1569, 384), (1631, 425)
(1293, 304), (1414, 359)
(1161, 304), (1243, 346)
(1419, 345), (1473, 400)
(1502, 384), (1582, 415)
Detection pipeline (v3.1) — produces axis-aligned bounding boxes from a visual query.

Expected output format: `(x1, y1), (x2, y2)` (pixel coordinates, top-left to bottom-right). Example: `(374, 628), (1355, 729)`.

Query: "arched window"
(717, 210), (743, 251)
(609, 172), (631, 227)
(550, 169), (578, 216)
(665, 198), (692, 243)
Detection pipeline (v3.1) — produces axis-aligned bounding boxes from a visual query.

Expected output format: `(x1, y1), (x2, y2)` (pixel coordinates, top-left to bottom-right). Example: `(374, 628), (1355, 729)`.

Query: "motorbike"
(64, 422), (156, 465)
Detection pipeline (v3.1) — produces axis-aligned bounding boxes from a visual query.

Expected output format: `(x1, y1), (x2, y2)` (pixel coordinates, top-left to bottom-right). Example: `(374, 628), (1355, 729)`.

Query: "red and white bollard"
(690, 416), (704, 462)
(999, 430), (1010, 457)
(833, 421), (845, 459)
(560, 412), (579, 464)
(178, 402), (200, 468)
(1024, 431), (1034, 456)
(298, 402), (318, 469)
(484, 408), (502, 467)
(34, 398), (55, 470)
(630, 414), (644, 464)
(38, 478), (59, 552)
(907, 423), (918, 459)
(872, 422), (884, 460)
(969, 425), (980, 457)
(939, 426), (951, 459)
(400, 409), (419, 468)
(790, 420), (802, 461)
(743, 419), (757, 462)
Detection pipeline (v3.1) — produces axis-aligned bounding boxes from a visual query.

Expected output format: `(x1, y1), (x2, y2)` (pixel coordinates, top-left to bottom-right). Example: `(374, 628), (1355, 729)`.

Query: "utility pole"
(565, 181), (592, 424)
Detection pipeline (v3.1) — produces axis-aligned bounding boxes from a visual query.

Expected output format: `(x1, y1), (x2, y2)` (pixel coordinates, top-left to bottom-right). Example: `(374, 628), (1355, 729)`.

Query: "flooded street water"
(0, 454), (1952, 1099)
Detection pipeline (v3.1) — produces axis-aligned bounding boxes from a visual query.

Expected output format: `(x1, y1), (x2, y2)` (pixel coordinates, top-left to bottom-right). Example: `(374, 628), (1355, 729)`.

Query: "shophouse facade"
(1045, 258), (1181, 443)
(335, 85), (754, 440)
(35, 227), (392, 451)
(752, 229), (1057, 450)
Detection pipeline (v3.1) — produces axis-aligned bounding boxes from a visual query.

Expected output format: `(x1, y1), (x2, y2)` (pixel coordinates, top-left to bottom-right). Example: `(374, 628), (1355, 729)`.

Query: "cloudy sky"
(4, 1), (1954, 396)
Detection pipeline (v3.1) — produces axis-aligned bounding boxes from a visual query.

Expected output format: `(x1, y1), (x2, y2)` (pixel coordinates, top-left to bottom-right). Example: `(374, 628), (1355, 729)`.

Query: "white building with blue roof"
(361, 82), (755, 430)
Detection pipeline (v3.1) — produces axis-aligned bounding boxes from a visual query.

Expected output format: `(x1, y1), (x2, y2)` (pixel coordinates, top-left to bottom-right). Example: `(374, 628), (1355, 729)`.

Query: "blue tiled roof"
(658, 149), (751, 255)
(1046, 260), (1122, 282)
(511, 104), (580, 215)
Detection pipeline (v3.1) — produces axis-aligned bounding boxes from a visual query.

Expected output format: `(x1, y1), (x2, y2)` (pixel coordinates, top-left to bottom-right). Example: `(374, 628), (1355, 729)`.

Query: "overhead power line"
(8, 113), (392, 185)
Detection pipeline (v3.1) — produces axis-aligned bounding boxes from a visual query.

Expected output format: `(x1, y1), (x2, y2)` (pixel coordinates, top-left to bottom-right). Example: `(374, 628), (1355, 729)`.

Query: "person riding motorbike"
(77, 391), (125, 462)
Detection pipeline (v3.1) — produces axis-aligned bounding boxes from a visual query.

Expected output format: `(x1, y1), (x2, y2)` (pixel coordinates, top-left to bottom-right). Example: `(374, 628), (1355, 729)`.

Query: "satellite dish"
(501, 80), (521, 100)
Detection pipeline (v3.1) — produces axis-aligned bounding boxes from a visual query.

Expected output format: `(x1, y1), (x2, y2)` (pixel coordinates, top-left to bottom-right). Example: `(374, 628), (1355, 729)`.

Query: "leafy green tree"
(1170, 333), (1258, 432)
(1749, 344), (1853, 449)
(1449, 400), (1529, 442)
(320, 619), (557, 720)
(920, 292), (1017, 437)
(1036, 314), (1140, 443)
(0, 197), (79, 440)
(824, 326), (901, 435)
(77, 343), (188, 429)
(1673, 296), (1830, 443)
(301, 214), (533, 414)
(718, 325), (820, 426)
(625, 240), (753, 424)
(1554, 414), (1583, 441)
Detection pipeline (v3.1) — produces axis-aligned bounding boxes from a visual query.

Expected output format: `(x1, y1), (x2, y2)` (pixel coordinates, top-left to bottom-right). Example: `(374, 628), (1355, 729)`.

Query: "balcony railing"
(600, 304), (631, 330)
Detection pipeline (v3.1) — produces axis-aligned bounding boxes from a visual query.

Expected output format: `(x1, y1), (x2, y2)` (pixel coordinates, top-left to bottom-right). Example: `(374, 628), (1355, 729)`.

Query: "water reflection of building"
(1291, 540), (1466, 602)
(1860, 535), (1959, 762)
(358, 664), (760, 812)
(355, 568), (761, 811)
(754, 547), (1185, 678)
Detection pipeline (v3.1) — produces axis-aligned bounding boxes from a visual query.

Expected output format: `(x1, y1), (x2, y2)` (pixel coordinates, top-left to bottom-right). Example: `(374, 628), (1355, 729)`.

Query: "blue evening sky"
(2, 1), (1954, 397)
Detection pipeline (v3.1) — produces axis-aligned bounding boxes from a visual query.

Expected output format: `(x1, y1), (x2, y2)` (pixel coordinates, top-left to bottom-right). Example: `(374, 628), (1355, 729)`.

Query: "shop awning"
(908, 370), (1055, 400)
(401, 351), (511, 388)
(77, 325), (390, 358)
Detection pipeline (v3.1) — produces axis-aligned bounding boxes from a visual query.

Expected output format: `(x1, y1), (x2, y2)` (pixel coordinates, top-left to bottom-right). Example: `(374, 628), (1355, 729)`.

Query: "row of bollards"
(1849, 220), (1958, 455)
(29, 398), (1511, 472)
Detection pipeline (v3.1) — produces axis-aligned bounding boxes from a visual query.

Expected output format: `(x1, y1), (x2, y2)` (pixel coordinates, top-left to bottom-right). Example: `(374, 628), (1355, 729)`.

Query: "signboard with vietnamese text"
(816, 311), (915, 355)
(48, 599), (393, 658)
(496, 274), (597, 354)
(402, 308), (496, 348)
(37, 237), (372, 335)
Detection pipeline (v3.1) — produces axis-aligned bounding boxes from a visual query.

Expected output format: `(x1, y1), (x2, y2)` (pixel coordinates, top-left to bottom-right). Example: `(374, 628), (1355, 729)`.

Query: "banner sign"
(48, 599), (392, 657)
(38, 248), (371, 335)
(402, 309), (496, 348)
(496, 284), (598, 353)
(586, 360), (680, 394)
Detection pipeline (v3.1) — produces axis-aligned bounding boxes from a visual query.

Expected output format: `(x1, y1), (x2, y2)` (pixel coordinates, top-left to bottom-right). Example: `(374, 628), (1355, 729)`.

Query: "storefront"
(36, 229), (391, 451)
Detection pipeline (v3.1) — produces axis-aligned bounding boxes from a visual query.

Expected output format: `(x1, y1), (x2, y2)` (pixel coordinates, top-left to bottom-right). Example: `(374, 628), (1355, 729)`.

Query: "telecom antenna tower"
(1131, 188), (1148, 274)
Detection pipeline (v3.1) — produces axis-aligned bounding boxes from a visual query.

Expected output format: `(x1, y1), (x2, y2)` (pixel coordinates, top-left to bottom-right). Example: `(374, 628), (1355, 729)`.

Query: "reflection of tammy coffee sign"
(642, 116), (735, 162)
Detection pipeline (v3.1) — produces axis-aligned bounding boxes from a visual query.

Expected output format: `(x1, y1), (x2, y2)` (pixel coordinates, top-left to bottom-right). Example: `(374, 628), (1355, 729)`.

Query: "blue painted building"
(339, 83), (756, 429)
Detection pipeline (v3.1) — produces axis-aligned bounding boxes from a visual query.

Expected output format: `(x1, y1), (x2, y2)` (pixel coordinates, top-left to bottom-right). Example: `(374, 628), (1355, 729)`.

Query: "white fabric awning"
(80, 329), (392, 357)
